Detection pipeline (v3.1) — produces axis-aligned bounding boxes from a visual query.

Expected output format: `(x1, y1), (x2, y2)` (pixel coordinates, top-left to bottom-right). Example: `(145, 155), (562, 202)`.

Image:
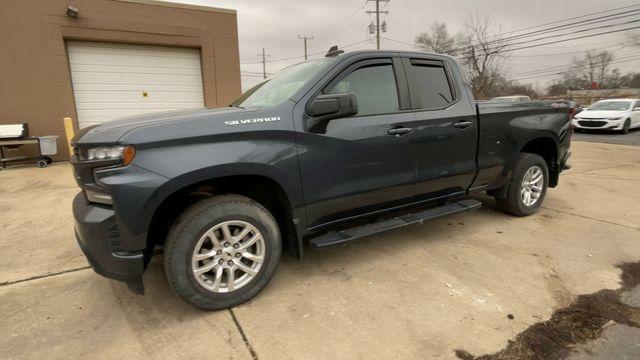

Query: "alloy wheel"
(520, 165), (544, 207)
(191, 220), (265, 293)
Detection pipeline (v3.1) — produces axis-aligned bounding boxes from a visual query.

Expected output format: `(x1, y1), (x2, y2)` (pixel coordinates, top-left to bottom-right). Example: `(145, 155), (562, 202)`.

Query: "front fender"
(134, 137), (303, 208)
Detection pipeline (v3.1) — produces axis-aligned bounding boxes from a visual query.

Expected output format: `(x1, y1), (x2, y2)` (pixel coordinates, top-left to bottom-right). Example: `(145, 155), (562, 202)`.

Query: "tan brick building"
(0, 0), (241, 160)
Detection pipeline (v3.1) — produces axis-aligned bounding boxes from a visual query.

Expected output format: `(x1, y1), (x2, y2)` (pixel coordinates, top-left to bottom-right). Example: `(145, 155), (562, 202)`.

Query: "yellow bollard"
(63, 117), (75, 157)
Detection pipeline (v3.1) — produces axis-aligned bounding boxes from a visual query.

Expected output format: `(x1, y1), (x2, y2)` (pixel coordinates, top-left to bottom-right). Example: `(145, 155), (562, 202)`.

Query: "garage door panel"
(73, 91), (203, 103)
(67, 41), (205, 128)
(71, 83), (202, 92)
(68, 42), (201, 56)
(69, 54), (202, 70)
(71, 72), (204, 86)
(76, 102), (205, 110)
(67, 44), (201, 61)
(70, 64), (202, 76)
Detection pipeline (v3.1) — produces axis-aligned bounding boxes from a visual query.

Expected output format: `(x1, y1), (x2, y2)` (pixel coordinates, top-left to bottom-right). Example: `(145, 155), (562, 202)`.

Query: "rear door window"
(406, 61), (455, 110)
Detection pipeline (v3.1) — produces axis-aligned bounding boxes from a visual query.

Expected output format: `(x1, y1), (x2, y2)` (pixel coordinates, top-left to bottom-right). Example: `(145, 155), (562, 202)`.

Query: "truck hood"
(576, 109), (629, 119)
(72, 106), (275, 145)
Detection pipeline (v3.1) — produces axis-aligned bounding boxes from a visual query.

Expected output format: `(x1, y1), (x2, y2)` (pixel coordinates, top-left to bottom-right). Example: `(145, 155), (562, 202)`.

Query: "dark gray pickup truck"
(71, 49), (571, 310)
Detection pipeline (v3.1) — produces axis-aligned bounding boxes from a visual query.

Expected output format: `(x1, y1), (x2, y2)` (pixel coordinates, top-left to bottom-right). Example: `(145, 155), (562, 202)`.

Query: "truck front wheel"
(494, 153), (549, 217)
(164, 194), (281, 310)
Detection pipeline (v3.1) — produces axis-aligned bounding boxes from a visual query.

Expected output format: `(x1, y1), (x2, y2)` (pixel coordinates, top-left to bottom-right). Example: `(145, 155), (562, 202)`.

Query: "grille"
(578, 120), (607, 127)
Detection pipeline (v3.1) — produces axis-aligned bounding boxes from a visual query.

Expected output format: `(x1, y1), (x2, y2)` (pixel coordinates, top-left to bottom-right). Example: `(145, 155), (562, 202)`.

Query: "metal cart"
(0, 136), (58, 169)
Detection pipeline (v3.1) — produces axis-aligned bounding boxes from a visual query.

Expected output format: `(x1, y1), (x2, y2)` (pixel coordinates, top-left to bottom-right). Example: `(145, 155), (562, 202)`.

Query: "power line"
(495, 18), (640, 51)
(307, 0), (368, 37)
(385, 24), (640, 61)
(496, 25), (640, 57)
(510, 44), (624, 57)
(240, 39), (369, 65)
(317, 19), (372, 41)
(499, 3), (640, 36)
(479, 8), (640, 49)
(509, 55), (640, 81)
(405, 5), (640, 59)
(508, 53), (640, 77)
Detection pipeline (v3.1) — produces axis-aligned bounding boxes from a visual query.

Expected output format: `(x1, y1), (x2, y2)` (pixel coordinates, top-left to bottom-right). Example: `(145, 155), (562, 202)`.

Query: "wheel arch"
(520, 136), (559, 187)
(145, 169), (303, 266)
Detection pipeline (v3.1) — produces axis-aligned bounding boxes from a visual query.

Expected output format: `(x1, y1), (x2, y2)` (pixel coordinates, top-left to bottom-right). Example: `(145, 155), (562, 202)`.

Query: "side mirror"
(307, 93), (358, 121)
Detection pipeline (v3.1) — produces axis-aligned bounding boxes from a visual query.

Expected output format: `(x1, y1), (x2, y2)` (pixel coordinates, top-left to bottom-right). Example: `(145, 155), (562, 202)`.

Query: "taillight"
(569, 108), (577, 119)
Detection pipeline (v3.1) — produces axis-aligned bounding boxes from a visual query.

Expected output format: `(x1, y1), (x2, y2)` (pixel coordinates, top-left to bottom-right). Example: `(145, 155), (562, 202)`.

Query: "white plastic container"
(38, 136), (59, 155)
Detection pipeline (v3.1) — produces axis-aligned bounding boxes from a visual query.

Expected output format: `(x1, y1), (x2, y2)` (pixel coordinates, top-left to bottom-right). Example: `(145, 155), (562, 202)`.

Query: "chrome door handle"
(454, 120), (473, 129)
(387, 127), (414, 136)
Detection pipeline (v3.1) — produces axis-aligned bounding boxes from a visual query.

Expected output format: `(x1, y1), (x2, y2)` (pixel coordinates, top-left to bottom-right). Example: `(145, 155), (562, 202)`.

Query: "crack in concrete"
(541, 207), (639, 231)
(0, 266), (91, 288)
(569, 174), (640, 181)
(564, 163), (636, 175)
(229, 308), (259, 360)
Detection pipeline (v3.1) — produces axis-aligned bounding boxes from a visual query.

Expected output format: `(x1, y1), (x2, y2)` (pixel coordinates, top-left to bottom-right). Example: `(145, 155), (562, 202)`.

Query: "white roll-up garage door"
(67, 41), (205, 128)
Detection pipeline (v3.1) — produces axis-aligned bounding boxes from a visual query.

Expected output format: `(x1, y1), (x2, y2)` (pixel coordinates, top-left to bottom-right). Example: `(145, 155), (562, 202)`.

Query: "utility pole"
(366, 0), (389, 50)
(257, 48), (270, 79)
(298, 35), (314, 61)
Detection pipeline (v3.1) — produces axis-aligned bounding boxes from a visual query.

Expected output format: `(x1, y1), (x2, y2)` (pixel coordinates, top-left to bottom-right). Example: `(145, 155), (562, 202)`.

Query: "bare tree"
(565, 50), (615, 88)
(415, 22), (459, 55)
(414, 13), (513, 99)
(547, 49), (620, 94)
(458, 12), (511, 99)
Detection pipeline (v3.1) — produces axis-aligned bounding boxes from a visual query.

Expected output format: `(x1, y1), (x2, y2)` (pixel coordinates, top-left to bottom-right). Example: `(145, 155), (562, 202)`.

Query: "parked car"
(490, 95), (531, 102)
(71, 50), (572, 310)
(572, 99), (640, 134)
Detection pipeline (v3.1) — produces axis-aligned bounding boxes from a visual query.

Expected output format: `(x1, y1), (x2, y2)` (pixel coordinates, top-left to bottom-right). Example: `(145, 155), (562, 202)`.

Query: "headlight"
(86, 145), (135, 165)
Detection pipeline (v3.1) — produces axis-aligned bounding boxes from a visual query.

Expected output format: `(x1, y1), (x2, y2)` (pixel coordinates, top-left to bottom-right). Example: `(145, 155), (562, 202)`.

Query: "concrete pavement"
(0, 141), (639, 359)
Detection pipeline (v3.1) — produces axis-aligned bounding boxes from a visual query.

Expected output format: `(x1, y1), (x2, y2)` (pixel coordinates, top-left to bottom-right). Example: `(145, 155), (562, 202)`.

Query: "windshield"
(588, 101), (632, 111)
(238, 58), (335, 108)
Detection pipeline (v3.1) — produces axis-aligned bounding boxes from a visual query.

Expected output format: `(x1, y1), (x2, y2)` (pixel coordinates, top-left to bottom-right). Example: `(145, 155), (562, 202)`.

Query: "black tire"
(36, 159), (47, 168)
(620, 119), (631, 134)
(494, 153), (549, 217)
(164, 194), (281, 310)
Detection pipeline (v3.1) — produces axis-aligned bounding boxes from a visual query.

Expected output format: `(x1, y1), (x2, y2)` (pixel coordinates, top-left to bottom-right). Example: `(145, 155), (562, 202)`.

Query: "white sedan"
(572, 99), (640, 134)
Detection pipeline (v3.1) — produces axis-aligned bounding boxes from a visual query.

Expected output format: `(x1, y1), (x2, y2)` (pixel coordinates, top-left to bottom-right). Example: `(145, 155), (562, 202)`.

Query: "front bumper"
(572, 118), (624, 130)
(73, 192), (145, 293)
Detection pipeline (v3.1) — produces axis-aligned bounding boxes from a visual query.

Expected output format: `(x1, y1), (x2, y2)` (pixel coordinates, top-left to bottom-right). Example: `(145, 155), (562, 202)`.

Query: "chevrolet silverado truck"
(71, 49), (572, 310)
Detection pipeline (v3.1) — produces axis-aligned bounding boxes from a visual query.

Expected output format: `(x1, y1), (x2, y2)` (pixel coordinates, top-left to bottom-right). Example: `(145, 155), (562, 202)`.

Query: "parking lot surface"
(1, 140), (639, 359)
(573, 128), (640, 146)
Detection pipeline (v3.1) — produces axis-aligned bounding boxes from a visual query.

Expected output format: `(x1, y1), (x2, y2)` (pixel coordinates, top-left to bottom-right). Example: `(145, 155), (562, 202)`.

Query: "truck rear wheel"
(494, 153), (548, 217)
(164, 194), (281, 310)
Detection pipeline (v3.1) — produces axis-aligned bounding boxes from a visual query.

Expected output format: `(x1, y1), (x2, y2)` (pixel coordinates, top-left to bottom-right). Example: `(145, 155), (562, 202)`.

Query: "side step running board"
(309, 199), (482, 248)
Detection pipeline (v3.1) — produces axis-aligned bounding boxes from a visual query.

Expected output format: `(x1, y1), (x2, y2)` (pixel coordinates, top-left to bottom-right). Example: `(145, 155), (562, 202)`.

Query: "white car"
(572, 99), (640, 134)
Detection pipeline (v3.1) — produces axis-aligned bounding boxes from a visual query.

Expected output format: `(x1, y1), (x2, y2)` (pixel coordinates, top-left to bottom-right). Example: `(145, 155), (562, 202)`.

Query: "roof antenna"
(325, 45), (344, 57)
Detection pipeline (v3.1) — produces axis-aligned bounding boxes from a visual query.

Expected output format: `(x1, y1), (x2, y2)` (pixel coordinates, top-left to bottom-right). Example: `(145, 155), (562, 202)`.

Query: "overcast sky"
(170, 0), (640, 92)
